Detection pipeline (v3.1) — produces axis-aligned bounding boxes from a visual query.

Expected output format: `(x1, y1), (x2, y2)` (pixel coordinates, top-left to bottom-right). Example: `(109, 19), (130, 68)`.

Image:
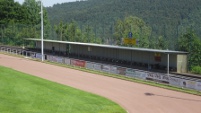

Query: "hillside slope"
(46, 0), (201, 46)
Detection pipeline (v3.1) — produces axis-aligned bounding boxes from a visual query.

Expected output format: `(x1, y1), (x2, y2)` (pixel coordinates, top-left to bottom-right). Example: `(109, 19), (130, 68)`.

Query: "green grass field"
(0, 66), (126, 113)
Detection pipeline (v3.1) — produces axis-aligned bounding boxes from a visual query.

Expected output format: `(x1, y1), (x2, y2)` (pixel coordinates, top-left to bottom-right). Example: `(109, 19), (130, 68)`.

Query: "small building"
(26, 38), (188, 73)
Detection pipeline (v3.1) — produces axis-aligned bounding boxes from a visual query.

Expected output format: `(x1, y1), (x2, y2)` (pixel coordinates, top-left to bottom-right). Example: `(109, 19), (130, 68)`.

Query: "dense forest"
(0, 0), (201, 72)
(46, 0), (201, 72)
(47, 0), (201, 49)
(0, 0), (50, 45)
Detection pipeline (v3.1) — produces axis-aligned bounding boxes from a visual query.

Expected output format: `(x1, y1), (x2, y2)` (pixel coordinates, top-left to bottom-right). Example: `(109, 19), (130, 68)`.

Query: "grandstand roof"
(26, 38), (188, 54)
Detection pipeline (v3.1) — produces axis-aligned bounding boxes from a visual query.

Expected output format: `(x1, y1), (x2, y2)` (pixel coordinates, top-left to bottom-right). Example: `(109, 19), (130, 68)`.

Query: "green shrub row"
(191, 66), (201, 75)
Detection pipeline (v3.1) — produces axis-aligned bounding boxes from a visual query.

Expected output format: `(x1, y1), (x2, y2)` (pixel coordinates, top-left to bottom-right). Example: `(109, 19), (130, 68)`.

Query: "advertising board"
(169, 77), (182, 87)
(110, 66), (118, 74)
(126, 68), (136, 77)
(135, 71), (147, 80)
(36, 53), (42, 59)
(195, 82), (201, 91)
(117, 67), (126, 75)
(180, 80), (196, 90)
(64, 58), (71, 65)
(182, 80), (196, 90)
(146, 73), (169, 84)
(93, 63), (102, 71)
(56, 57), (63, 63)
(71, 60), (86, 67)
(101, 65), (111, 73)
(86, 62), (94, 70)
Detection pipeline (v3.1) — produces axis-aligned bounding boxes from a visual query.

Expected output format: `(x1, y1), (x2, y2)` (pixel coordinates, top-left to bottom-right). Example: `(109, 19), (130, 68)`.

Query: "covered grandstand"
(25, 38), (188, 74)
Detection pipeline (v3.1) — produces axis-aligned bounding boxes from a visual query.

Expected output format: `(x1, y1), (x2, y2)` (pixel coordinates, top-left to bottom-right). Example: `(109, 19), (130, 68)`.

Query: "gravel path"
(0, 54), (201, 113)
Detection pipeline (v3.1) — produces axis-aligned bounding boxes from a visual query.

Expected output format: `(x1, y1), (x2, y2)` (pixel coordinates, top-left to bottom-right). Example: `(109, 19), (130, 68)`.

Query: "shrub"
(191, 66), (201, 75)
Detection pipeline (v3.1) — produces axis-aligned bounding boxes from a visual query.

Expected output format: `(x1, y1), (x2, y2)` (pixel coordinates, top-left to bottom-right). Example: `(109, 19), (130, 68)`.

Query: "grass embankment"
(0, 66), (126, 113)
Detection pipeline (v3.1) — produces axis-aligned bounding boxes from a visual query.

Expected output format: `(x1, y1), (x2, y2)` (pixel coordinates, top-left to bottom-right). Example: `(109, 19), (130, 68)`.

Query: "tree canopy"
(0, 0), (50, 46)
(177, 30), (201, 68)
(0, 0), (28, 24)
(47, 0), (201, 49)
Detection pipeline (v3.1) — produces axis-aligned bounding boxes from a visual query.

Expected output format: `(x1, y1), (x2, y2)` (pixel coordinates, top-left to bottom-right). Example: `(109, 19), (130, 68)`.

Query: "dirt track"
(0, 54), (201, 113)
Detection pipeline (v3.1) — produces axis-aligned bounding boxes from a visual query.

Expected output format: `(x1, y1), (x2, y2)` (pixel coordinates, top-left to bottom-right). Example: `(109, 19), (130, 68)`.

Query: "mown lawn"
(0, 66), (126, 113)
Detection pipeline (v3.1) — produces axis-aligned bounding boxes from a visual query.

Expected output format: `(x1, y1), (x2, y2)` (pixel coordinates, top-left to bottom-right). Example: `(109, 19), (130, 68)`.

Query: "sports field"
(0, 53), (201, 113)
(0, 66), (126, 113)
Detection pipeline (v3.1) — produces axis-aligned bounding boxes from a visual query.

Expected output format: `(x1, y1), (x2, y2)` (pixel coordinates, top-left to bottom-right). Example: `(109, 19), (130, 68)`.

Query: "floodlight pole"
(41, 0), (44, 61)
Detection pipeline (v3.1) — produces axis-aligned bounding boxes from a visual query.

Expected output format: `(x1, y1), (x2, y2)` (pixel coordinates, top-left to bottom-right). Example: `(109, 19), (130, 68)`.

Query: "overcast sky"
(14, 0), (78, 7)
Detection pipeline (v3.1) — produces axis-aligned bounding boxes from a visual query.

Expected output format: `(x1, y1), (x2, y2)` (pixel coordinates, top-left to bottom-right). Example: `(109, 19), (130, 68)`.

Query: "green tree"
(54, 21), (65, 40)
(3, 22), (27, 46)
(150, 35), (168, 49)
(114, 16), (151, 48)
(54, 20), (103, 43)
(178, 30), (201, 68)
(82, 25), (95, 43)
(0, 0), (51, 46)
(0, 0), (28, 25)
(46, 0), (201, 49)
(23, 0), (40, 25)
(113, 19), (124, 45)
(55, 21), (82, 42)
(0, 0), (26, 45)
(23, 0), (51, 39)
(67, 21), (78, 42)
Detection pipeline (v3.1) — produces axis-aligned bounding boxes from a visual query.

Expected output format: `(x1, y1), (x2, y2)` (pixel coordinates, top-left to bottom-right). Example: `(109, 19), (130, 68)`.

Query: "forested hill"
(46, 0), (201, 38)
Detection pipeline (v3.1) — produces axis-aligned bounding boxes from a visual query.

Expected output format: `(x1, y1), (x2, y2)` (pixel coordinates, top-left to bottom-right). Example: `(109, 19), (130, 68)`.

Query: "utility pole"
(40, 0), (44, 61)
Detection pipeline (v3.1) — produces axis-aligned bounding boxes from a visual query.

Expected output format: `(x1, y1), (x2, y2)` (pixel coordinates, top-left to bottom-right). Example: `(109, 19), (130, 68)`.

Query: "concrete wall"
(177, 55), (188, 73)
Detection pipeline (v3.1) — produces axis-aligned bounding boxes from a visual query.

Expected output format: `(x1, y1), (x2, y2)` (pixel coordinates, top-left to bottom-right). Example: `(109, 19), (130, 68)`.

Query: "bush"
(191, 66), (201, 75)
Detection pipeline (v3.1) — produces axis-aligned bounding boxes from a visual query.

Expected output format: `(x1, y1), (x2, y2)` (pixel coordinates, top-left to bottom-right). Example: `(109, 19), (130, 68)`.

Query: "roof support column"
(130, 50), (132, 67)
(167, 53), (170, 77)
